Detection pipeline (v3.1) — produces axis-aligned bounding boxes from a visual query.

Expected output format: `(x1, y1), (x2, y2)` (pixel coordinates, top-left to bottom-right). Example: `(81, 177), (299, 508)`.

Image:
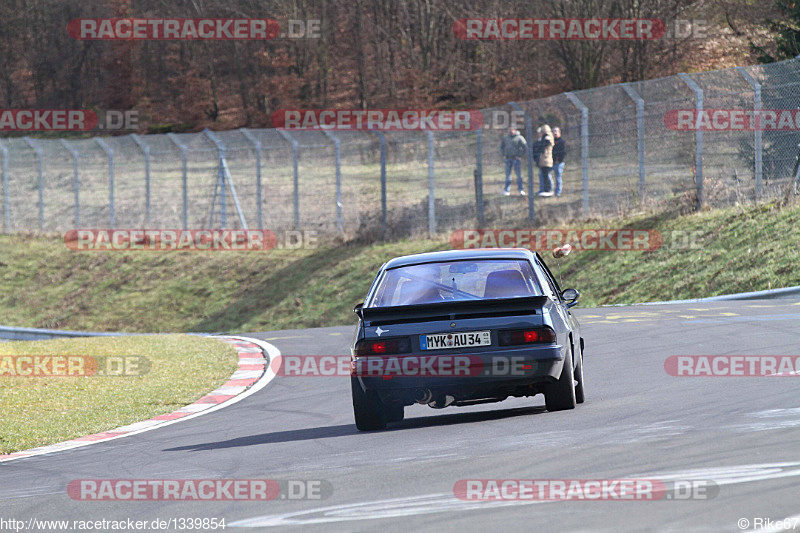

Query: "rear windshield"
(368, 259), (542, 307)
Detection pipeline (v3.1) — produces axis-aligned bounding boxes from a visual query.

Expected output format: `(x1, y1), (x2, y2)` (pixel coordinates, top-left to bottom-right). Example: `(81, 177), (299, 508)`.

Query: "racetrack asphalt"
(2, 300), (800, 532)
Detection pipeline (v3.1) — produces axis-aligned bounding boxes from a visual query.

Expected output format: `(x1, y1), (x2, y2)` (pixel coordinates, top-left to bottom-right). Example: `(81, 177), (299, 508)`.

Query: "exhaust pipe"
(414, 389), (433, 404)
(429, 394), (455, 409)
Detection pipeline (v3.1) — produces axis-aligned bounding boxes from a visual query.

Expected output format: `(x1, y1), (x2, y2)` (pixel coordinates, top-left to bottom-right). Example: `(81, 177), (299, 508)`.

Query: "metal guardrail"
(0, 325), (133, 341)
(0, 325), (218, 341)
(610, 285), (800, 306)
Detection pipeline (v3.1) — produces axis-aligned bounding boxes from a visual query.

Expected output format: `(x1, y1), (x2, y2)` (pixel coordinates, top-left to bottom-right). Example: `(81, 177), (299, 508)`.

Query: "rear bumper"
(353, 344), (564, 402)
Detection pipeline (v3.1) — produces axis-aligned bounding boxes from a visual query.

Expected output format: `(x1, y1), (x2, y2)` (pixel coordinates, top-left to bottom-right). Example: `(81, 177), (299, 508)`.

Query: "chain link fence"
(1, 57), (799, 238)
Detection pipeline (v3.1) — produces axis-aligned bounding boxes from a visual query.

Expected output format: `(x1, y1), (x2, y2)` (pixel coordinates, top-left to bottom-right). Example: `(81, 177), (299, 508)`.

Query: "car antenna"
(552, 243), (573, 287)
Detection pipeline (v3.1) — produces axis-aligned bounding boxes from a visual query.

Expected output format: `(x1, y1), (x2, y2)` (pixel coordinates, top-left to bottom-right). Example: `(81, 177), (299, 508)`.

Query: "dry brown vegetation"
(0, 0), (785, 134)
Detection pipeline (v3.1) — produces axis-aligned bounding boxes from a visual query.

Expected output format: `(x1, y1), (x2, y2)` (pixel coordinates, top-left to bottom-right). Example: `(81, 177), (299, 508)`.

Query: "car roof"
(383, 248), (536, 269)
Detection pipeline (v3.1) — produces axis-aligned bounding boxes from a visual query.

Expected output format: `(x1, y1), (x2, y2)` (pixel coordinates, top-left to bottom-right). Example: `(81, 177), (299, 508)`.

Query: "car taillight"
(498, 327), (556, 346)
(354, 338), (411, 355)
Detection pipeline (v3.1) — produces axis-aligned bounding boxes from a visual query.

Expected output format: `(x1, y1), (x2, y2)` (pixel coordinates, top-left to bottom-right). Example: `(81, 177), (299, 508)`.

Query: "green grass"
(0, 199), (798, 334)
(562, 201), (800, 307)
(0, 335), (238, 454)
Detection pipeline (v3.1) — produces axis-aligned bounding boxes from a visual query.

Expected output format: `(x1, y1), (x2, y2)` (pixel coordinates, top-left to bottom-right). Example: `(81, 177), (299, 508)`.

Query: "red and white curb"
(0, 335), (279, 463)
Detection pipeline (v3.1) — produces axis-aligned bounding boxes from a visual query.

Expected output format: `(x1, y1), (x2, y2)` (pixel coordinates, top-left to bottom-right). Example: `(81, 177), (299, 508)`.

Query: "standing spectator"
(536, 124), (555, 196)
(531, 127), (544, 167)
(499, 127), (528, 196)
(552, 127), (567, 197)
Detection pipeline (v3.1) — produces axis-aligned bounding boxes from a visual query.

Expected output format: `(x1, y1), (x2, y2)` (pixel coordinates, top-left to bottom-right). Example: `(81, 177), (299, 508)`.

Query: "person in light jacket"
(536, 124), (555, 196)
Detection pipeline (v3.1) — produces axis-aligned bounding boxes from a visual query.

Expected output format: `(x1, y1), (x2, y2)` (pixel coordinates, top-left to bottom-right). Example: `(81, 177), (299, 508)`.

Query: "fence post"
(322, 131), (344, 233)
(509, 102), (535, 220)
(427, 130), (435, 236)
(622, 83), (646, 201)
(94, 138), (115, 228)
(59, 140), (80, 228)
(205, 130), (226, 226)
(678, 73), (704, 211)
(0, 140), (9, 232)
(795, 157), (800, 195)
(375, 131), (387, 238)
(566, 93), (590, 212)
(130, 134), (151, 224)
(736, 66), (763, 200)
(277, 130), (300, 229)
(167, 133), (188, 229)
(475, 128), (484, 225)
(205, 129), (248, 229)
(240, 128), (263, 229)
(23, 137), (44, 231)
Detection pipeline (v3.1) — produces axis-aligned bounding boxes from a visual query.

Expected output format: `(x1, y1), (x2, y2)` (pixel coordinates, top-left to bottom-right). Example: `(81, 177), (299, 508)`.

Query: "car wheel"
(544, 344), (576, 411)
(351, 377), (388, 431)
(574, 347), (585, 404)
(386, 403), (405, 423)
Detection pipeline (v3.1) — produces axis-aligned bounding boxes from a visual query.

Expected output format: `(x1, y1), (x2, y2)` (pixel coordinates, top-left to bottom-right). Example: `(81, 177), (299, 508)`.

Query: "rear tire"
(545, 344), (576, 411)
(574, 347), (585, 404)
(351, 377), (387, 431)
(386, 403), (405, 423)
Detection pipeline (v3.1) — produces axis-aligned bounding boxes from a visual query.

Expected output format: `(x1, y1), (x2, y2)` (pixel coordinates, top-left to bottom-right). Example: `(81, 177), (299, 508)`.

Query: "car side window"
(369, 271), (396, 307)
(537, 255), (563, 295)
(534, 257), (561, 301)
(520, 264), (543, 295)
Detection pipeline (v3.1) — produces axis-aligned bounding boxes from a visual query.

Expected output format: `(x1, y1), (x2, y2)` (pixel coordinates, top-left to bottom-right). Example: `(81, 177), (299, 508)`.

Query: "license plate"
(420, 330), (491, 350)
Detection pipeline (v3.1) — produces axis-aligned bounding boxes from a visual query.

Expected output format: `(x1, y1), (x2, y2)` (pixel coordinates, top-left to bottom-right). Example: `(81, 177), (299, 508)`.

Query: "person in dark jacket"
(499, 127), (528, 196)
(531, 127), (545, 167)
(552, 127), (567, 197)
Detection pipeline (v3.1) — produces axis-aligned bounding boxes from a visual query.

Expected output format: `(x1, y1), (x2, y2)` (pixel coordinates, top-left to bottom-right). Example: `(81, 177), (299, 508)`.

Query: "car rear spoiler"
(360, 296), (549, 326)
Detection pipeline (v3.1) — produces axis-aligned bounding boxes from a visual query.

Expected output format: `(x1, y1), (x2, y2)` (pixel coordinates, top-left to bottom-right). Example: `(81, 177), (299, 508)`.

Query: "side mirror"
(562, 288), (579, 308)
(353, 303), (364, 317)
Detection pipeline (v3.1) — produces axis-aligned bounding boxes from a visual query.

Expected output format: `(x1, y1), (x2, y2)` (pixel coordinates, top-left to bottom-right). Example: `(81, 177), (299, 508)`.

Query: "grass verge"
(0, 200), (798, 334)
(0, 335), (238, 454)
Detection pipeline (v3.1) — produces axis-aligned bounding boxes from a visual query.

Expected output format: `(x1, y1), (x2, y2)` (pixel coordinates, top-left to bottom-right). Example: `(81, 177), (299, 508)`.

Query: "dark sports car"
(350, 248), (584, 431)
